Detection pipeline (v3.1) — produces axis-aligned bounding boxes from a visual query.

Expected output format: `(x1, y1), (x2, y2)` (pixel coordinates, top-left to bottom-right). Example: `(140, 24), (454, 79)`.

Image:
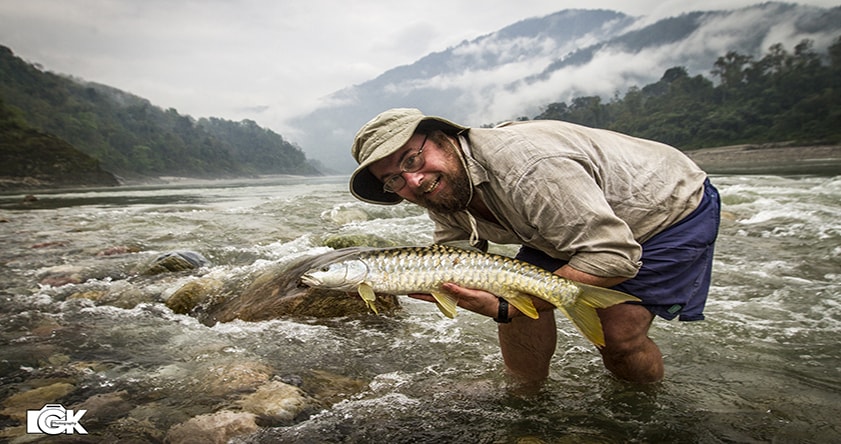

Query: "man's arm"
(555, 264), (627, 288)
(409, 265), (628, 319)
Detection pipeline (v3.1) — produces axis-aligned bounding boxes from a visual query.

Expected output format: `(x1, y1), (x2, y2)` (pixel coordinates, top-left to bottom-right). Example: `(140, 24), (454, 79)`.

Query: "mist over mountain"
(287, 2), (841, 173)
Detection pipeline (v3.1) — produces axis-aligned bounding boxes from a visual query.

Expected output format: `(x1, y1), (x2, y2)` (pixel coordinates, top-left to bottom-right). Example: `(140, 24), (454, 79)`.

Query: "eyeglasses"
(382, 134), (428, 193)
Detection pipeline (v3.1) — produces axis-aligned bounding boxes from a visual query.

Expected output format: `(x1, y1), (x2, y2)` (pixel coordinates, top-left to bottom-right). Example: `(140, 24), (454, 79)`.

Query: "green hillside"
(0, 46), (320, 180)
(0, 99), (119, 190)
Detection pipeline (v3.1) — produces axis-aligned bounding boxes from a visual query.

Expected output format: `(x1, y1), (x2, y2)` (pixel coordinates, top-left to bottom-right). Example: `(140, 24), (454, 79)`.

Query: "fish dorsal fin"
(357, 283), (379, 315)
(437, 240), (483, 253)
(430, 291), (458, 319)
(499, 289), (539, 320)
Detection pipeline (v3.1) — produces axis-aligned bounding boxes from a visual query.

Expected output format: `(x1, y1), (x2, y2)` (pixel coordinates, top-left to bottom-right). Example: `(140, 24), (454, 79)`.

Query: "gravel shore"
(685, 144), (841, 176)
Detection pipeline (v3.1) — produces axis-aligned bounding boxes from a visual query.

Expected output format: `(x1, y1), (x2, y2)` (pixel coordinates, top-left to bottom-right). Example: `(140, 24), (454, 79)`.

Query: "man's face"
(368, 132), (471, 213)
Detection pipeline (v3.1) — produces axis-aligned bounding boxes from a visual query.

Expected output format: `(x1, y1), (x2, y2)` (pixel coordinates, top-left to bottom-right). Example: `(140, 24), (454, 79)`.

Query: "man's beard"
(412, 138), (472, 214)
(414, 168), (472, 213)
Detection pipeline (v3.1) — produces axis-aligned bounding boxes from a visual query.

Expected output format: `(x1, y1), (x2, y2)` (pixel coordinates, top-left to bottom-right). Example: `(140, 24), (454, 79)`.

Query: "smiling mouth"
(422, 176), (440, 194)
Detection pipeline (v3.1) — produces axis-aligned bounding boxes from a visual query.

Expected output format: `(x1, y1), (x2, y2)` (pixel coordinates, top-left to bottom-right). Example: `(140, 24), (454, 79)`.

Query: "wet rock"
(165, 410), (258, 444)
(122, 401), (193, 437)
(31, 240), (67, 249)
(38, 262), (131, 289)
(69, 281), (161, 309)
(141, 250), (209, 275)
(96, 245), (142, 257)
(320, 233), (399, 249)
(30, 318), (64, 338)
(192, 361), (273, 397)
(105, 416), (166, 443)
(303, 369), (369, 407)
(321, 204), (371, 224)
(72, 390), (134, 427)
(69, 289), (109, 302)
(166, 277), (225, 314)
(43, 353), (72, 368)
(66, 360), (118, 376)
(236, 380), (315, 425)
(0, 382), (75, 422)
(100, 284), (160, 309)
(38, 264), (85, 286)
(0, 426), (24, 442)
(197, 250), (400, 325)
(721, 210), (738, 222)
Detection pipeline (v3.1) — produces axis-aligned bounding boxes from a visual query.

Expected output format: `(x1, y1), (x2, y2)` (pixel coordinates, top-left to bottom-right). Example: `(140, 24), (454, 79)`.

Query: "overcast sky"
(1, 0), (838, 137)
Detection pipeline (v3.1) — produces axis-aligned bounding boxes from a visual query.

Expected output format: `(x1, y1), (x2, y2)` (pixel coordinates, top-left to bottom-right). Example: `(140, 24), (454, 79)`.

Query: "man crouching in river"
(347, 108), (721, 384)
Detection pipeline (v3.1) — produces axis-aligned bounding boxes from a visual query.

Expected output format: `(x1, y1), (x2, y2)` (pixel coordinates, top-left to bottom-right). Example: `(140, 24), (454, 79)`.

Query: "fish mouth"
(299, 275), (317, 287)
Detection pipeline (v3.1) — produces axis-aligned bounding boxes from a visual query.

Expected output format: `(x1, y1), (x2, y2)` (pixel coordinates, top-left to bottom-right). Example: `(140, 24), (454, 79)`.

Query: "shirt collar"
(458, 133), (489, 186)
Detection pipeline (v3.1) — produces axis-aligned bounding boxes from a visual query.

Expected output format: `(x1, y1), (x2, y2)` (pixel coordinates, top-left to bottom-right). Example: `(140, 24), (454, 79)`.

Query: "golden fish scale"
(358, 245), (581, 307)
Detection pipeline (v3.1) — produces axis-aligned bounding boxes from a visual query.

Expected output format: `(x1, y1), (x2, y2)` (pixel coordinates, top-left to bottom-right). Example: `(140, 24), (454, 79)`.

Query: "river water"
(1, 174), (839, 443)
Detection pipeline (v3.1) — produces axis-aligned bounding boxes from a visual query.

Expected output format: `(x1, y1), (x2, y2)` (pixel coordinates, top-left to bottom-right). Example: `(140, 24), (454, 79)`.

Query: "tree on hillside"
(535, 36), (841, 148)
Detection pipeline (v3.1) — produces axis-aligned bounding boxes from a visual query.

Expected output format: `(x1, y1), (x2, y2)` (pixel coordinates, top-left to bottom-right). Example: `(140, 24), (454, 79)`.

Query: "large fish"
(300, 244), (639, 347)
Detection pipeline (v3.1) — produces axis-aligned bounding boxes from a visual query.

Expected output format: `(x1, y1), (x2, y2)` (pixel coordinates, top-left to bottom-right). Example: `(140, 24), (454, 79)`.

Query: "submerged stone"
(166, 277), (225, 314)
(141, 250), (209, 275)
(236, 380), (315, 425)
(165, 410), (258, 444)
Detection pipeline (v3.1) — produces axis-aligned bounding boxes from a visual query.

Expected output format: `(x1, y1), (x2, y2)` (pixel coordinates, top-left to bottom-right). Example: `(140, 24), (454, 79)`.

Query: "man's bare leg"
(597, 304), (663, 383)
(498, 311), (557, 382)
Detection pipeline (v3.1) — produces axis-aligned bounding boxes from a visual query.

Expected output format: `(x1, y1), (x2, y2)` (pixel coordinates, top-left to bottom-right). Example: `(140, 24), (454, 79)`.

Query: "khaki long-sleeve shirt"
(429, 120), (707, 278)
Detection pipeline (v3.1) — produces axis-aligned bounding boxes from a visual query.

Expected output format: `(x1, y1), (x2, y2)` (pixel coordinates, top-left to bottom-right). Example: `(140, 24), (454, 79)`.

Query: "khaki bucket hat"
(350, 108), (467, 205)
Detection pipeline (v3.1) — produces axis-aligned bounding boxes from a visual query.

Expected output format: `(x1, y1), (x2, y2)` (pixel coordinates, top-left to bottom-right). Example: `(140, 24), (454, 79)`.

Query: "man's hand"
(407, 264), (626, 320)
(408, 283), (554, 319)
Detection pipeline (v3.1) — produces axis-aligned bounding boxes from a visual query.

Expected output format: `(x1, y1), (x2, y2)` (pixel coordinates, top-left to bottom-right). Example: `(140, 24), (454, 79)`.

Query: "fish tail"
(557, 284), (640, 348)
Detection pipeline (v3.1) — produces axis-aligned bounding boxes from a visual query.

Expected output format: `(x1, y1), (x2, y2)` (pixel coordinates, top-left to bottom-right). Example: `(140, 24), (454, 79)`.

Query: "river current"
(1, 174), (839, 443)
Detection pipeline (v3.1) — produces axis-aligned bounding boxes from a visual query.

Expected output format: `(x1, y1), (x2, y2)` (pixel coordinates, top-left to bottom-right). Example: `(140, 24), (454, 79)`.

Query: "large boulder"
(193, 249), (400, 325)
(165, 410), (258, 444)
(236, 380), (315, 425)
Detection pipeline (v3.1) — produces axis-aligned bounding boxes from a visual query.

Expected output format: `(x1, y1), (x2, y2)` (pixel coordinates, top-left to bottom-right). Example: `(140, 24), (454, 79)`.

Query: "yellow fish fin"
(357, 283), (379, 315)
(557, 283), (640, 348)
(430, 290), (458, 319)
(499, 290), (539, 320)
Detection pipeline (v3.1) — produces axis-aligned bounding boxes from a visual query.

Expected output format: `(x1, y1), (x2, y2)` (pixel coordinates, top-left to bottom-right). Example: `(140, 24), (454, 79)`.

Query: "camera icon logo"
(26, 404), (88, 435)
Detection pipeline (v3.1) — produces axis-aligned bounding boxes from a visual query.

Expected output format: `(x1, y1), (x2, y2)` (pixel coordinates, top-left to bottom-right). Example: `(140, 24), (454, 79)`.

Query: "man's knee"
(597, 304), (664, 383)
(599, 304), (655, 342)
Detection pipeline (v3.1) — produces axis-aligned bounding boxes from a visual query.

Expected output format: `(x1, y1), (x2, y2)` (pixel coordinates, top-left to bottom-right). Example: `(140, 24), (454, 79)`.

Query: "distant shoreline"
(2, 144), (840, 195)
(685, 144), (841, 176)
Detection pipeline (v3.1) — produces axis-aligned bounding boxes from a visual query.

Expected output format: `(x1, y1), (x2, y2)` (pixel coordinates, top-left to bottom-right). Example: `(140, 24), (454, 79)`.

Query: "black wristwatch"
(494, 297), (511, 323)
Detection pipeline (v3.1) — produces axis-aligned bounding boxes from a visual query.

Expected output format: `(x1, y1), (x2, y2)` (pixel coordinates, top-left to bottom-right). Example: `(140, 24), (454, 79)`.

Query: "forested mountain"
(0, 98), (119, 190)
(289, 2), (841, 172)
(0, 46), (320, 180)
(533, 38), (841, 149)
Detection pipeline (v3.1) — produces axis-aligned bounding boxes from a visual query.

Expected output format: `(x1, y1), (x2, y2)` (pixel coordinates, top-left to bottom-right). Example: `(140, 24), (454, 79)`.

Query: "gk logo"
(26, 404), (88, 435)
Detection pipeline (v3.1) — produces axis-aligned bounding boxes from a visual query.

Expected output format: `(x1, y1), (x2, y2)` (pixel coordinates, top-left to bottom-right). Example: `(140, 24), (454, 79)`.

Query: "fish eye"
(320, 266), (330, 272)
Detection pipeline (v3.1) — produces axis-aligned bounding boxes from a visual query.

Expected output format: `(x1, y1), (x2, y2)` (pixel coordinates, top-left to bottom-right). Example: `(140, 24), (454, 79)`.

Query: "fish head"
(300, 259), (369, 291)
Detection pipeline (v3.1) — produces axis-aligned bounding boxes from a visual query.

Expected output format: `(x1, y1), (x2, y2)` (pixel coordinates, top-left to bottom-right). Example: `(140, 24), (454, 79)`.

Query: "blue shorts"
(515, 179), (721, 321)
